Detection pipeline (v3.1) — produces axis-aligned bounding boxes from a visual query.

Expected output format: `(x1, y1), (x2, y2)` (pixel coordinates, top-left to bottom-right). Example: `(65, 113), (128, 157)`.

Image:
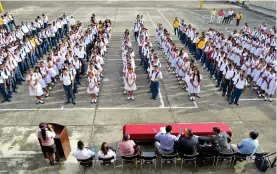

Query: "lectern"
(38, 123), (71, 162)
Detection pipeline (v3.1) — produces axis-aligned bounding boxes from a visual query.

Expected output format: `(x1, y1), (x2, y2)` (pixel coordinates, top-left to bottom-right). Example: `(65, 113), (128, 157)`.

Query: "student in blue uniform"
(150, 65), (163, 100)
(229, 74), (247, 106)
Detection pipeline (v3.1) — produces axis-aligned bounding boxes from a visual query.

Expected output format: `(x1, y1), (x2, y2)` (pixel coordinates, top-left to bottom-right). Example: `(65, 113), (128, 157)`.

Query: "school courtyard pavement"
(0, 1), (276, 174)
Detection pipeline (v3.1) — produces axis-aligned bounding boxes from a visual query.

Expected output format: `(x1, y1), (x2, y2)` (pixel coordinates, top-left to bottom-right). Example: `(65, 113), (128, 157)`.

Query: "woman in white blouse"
(97, 142), (116, 163)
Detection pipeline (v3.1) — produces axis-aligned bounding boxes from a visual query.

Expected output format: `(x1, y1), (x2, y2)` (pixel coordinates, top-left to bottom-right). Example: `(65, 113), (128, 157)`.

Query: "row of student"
(133, 16), (164, 101)
(156, 24), (202, 102)
(177, 21), (276, 104)
(25, 15), (111, 105)
(0, 13), (72, 103)
(122, 29), (137, 100)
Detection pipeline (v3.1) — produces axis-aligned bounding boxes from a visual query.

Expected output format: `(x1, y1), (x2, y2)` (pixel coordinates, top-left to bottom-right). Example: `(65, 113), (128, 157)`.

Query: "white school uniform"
(40, 66), (52, 84)
(189, 75), (202, 94)
(37, 72), (47, 88)
(266, 75), (276, 95)
(27, 73), (44, 97)
(87, 77), (99, 94)
(257, 70), (270, 87)
(125, 72), (137, 91)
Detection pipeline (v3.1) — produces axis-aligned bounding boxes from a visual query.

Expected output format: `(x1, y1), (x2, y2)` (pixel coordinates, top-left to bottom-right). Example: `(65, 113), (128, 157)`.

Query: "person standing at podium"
(37, 123), (56, 165)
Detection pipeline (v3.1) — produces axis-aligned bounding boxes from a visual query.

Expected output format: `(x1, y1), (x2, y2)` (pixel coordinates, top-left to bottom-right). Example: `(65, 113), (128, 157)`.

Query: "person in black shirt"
(175, 129), (198, 157)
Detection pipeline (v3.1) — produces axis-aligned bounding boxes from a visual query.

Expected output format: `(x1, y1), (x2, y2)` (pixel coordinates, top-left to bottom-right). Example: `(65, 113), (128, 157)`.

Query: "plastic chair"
(160, 153), (178, 169)
(180, 153), (199, 170)
(98, 156), (116, 170)
(232, 152), (252, 165)
(216, 152), (234, 167)
(140, 152), (157, 169)
(121, 155), (139, 169)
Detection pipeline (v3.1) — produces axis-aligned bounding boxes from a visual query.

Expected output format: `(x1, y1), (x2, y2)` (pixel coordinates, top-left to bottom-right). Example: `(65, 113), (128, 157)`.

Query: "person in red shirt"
(217, 9), (224, 24)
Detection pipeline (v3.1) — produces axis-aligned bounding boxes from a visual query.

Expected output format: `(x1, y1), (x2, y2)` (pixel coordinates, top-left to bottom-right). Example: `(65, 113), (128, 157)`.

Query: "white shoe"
(269, 98), (272, 102)
(179, 81), (182, 85)
(36, 100), (40, 104)
(192, 97), (195, 101)
(127, 97), (131, 100)
(131, 96), (134, 100)
(123, 90), (127, 95)
(45, 93), (50, 97)
(39, 100), (44, 104)
(189, 97), (192, 101)
(264, 97), (267, 101)
(94, 99), (97, 103)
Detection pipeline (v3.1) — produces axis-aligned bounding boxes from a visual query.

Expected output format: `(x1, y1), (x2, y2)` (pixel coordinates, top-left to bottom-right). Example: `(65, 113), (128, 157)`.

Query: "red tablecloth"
(123, 123), (232, 142)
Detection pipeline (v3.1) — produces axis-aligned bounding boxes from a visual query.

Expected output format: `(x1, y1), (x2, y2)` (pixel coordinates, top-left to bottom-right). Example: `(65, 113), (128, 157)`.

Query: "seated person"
(155, 125), (180, 155)
(119, 134), (141, 156)
(72, 141), (95, 160)
(231, 130), (259, 155)
(97, 142), (116, 163)
(175, 129), (198, 157)
(211, 127), (232, 153)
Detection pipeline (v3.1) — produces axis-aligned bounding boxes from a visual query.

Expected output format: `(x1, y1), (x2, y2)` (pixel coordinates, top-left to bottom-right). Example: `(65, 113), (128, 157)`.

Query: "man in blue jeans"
(150, 65), (163, 100)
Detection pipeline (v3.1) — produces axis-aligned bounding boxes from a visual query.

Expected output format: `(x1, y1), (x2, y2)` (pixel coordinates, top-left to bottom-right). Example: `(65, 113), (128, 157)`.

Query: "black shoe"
(147, 91), (151, 93)
(234, 102), (239, 106)
(65, 101), (70, 105)
(13, 90), (17, 93)
(78, 83), (81, 85)
(229, 102), (233, 105)
(222, 93), (226, 97)
(1, 99), (7, 103)
(72, 101), (76, 105)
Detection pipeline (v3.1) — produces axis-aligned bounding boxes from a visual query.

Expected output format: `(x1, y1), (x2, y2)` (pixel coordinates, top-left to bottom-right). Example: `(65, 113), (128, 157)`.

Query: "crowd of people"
(0, 12), (112, 104)
(174, 19), (276, 104)
(209, 8), (243, 26)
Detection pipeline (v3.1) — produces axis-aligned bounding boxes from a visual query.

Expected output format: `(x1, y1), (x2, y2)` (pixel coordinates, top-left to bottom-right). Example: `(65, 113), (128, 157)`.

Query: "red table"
(123, 123), (232, 142)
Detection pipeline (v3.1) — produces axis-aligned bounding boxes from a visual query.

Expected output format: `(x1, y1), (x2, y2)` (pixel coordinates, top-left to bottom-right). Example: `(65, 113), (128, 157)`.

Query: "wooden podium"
(38, 123), (71, 162)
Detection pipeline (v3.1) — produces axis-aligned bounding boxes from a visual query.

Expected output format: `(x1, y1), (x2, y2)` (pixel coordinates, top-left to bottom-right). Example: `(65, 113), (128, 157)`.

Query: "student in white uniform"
(125, 67), (137, 100)
(264, 69), (276, 102)
(26, 69), (44, 104)
(189, 69), (202, 101)
(34, 66), (50, 98)
(229, 74), (247, 106)
(60, 68), (76, 105)
(87, 72), (99, 104)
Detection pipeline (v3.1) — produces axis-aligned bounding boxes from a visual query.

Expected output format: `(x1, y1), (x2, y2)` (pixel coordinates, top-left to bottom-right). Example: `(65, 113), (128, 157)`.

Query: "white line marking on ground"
(202, 14), (210, 19)
(193, 101), (198, 108)
(156, 8), (173, 30)
(147, 12), (156, 29)
(240, 98), (276, 101)
(225, 27), (232, 33)
(0, 106), (199, 111)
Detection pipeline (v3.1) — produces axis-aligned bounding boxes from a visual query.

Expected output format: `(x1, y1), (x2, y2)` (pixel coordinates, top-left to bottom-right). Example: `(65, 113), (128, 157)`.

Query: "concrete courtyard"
(0, 1), (276, 174)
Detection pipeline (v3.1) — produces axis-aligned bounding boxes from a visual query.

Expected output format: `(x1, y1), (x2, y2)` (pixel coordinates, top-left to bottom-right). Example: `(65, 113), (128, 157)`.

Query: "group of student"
(53, 15), (111, 105)
(134, 15), (164, 100)
(209, 8), (243, 26)
(157, 23), (202, 102)
(0, 11), (112, 105)
(0, 12), (71, 103)
(177, 20), (276, 104)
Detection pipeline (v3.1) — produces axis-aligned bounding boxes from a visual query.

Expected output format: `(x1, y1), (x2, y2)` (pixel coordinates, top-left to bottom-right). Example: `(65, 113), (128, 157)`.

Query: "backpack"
(255, 152), (276, 172)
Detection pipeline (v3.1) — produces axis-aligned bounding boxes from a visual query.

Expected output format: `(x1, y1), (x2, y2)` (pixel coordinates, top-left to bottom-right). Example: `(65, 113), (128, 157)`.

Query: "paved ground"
(0, 1), (276, 174)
